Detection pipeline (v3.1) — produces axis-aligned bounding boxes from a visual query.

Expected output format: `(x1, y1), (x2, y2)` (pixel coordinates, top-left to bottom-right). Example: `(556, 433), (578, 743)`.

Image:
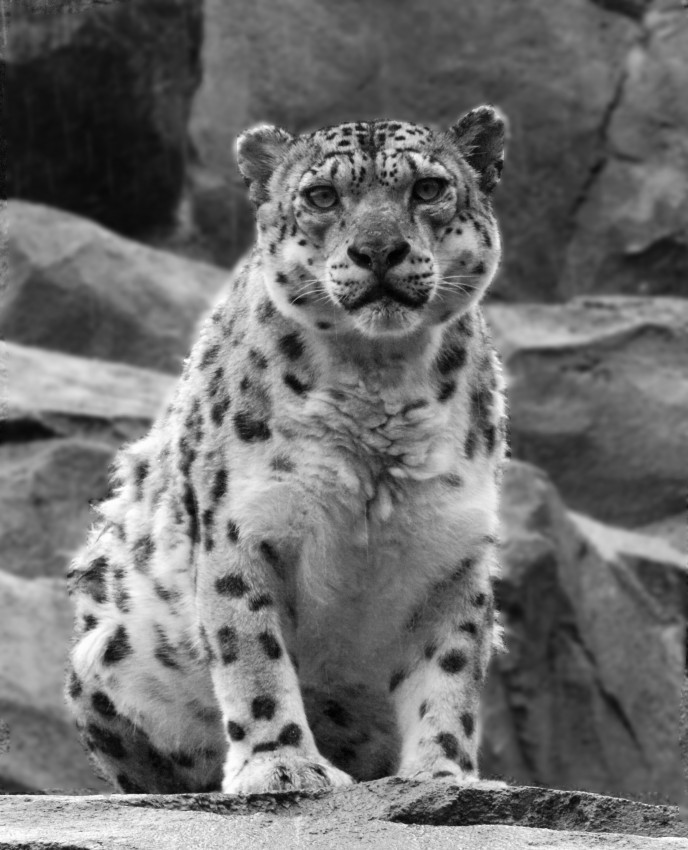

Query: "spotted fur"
(66, 106), (509, 794)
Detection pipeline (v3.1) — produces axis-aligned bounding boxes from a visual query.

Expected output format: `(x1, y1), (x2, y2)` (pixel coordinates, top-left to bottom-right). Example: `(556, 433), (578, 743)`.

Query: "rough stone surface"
(561, 5), (688, 298)
(482, 461), (685, 804)
(5, 0), (203, 236)
(1, 344), (174, 579)
(189, 0), (638, 298)
(0, 572), (110, 794)
(4, 202), (228, 373)
(486, 296), (688, 526)
(1, 782), (686, 849)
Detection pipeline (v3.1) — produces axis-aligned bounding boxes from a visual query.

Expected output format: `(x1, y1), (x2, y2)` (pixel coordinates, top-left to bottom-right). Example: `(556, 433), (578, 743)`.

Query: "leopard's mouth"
(342, 280), (430, 312)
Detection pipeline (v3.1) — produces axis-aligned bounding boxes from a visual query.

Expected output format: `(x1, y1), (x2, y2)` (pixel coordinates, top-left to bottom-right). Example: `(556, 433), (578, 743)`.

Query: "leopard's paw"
(223, 755), (354, 795)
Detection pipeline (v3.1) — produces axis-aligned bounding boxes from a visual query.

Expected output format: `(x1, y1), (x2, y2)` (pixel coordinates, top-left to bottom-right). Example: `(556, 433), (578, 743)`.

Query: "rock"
(1, 344), (174, 579)
(486, 296), (688, 526)
(0, 572), (110, 794)
(1, 781), (687, 848)
(561, 6), (688, 298)
(189, 0), (638, 296)
(4, 202), (228, 373)
(481, 461), (685, 804)
(5, 0), (203, 237)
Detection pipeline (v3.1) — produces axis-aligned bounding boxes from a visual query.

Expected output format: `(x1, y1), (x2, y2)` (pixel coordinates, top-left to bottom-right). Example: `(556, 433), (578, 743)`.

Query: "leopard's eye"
(304, 185), (339, 210)
(412, 178), (446, 202)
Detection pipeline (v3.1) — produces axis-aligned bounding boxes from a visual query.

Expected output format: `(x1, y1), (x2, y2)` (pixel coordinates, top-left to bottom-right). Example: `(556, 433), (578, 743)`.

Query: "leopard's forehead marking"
(309, 121), (435, 158)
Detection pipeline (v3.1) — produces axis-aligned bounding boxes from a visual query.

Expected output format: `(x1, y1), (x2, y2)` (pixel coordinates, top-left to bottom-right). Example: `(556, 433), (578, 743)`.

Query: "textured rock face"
(2, 782), (687, 848)
(482, 461), (685, 803)
(0, 572), (110, 793)
(4, 202), (228, 373)
(5, 0), (203, 236)
(1, 343), (174, 579)
(561, 6), (688, 298)
(486, 297), (688, 526)
(189, 0), (639, 296)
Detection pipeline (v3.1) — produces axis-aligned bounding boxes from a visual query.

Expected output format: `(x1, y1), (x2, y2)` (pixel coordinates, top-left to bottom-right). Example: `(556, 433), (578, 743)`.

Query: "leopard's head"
(237, 106), (506, 338)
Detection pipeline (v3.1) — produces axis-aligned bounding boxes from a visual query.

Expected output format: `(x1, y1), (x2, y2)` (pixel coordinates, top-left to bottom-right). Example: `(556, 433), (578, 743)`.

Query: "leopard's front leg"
(391, 550), (504, 786)
(195, 523), (353, 794)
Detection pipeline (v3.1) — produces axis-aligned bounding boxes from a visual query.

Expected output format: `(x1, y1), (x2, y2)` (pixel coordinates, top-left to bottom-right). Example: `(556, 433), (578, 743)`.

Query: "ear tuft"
(236, 125), (294, 204)
(450, 105), (507, 194)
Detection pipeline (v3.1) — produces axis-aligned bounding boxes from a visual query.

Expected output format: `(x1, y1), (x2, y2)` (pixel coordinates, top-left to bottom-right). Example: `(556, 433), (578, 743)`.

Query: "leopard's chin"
(351, 297), (425, 338)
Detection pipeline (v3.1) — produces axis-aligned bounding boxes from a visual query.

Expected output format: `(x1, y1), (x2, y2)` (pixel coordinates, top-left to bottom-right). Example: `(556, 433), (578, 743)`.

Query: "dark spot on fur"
(91, 690), (117, 718)
(271, 455), (295, 473)
(67, 670), (82, 700)
(227, 721), (246, 741)
(436, 731), (459, 761)
(212, 468), (228, 503)
(234, 411), (271, 442)
(253, 741), (279, 754)
(134, 536), (154, 572)
(103, 625), (132, 665)
(83, 614), (98, 632)
(79, 556), (108, 604)
(240, 375), (251, 392)
(154, 581), (180, 603)
(202, 508), (214, 552)
(257, 299), (276, 323)
(460, 754), (475, 772)
(424, 641), (437, 659)
(215, 573), (249, 597)
(474, 593), (487, 607)
(183, 484), (199, 544)
(419, 700), (429, 719)
(85, 723), (126, 759)
(316, 321), (332, 330)
(117, 773), (145, 794)
(252, 695), (276, 720)
(217, 626), (239, 664)
(433, 770), (454, 779)
(200, 344), (221, 369)
(442, 473), (463, 487)
(278, 332), (305, 361)
(134, 461), (149, 499)
(258, 631), (282, 660)
(461, 713), (475, 737)
(227, 520), (240, 543)
(249, 349), (269, 369)
(323, 700), (351, 727)
(437, 379), (457, 402)
(283, 372), (311, 395)
(436, 342), (467, 375)
(154, 627), (180, 670)
(438, 649), (468, 674)
(248, 593), (273, 611)
(278, 723), (302, 747)
(260, 541), (281, 572)
(473, 262), (485, 275)
(211, 397), (231, 426)
(464, 430), (477, 459)
(459, 622), (478, 636)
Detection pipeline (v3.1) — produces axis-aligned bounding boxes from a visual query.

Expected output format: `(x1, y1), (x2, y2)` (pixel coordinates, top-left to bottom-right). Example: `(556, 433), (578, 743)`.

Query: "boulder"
(1, 781), (687, 847)
(0, 571), (110, 794)
(1, 344), (174, 579)
(5, 0), (203, 237)
(561, 6), (688, 298)
(190, 0), (638, 296)
(486, 296), (688, 526)
(482, 461), (686, 804)
(4, 202), (228, 373)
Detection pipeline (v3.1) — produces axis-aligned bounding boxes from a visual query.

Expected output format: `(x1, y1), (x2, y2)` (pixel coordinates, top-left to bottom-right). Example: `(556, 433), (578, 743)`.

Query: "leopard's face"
(238, 108), (506, 338)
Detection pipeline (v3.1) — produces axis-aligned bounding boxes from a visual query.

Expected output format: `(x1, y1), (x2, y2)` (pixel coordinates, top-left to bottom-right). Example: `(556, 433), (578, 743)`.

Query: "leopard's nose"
(347, 241), (410, 278)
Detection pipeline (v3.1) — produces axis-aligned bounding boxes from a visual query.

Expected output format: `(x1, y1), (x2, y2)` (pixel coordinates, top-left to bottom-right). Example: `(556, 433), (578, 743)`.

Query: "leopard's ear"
(236, 125), (294, 204)
(449, 106), (507, 194)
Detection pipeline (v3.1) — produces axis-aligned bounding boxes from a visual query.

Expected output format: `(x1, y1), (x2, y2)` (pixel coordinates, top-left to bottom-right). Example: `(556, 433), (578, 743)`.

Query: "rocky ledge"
(2, 780), (687, 849)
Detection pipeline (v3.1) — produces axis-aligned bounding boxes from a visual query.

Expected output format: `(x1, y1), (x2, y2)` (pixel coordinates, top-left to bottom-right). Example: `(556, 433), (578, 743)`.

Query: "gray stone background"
(1, 0), (686, 806)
